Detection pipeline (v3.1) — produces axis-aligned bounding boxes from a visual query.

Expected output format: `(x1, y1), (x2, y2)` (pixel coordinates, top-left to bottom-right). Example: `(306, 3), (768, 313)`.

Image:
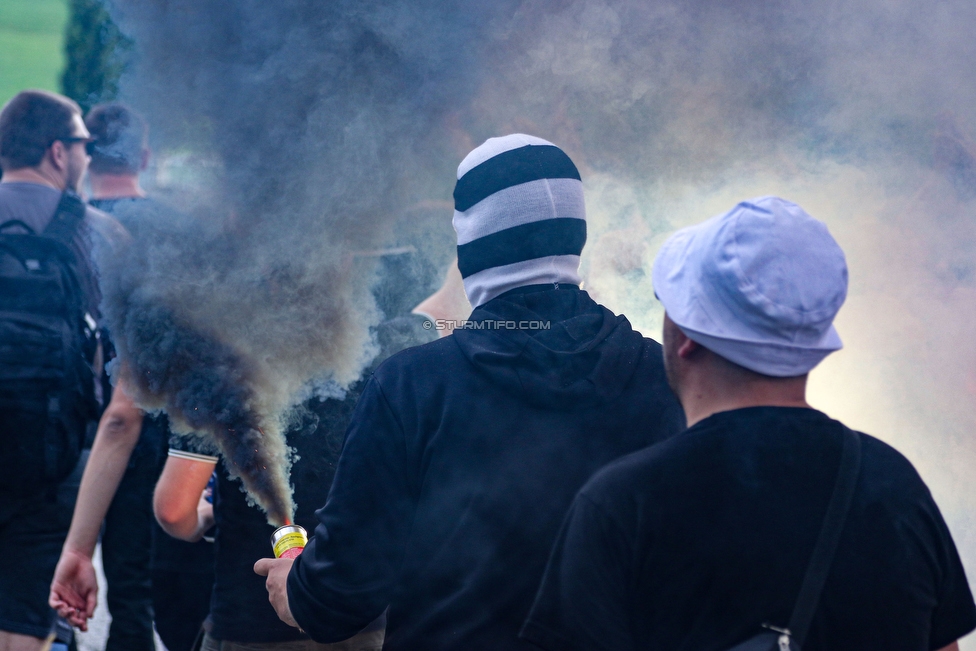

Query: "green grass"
(0, 0), (68, 108)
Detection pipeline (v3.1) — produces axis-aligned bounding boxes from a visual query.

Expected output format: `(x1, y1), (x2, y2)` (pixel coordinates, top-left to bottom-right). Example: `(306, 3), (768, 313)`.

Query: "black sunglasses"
(53, 136), (95, 151)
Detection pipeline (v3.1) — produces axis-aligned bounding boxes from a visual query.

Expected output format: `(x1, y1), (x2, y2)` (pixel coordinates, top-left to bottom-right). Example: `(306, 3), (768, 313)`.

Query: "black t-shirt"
(169, 315), (436, 643)
(88, 197), (141, 214)
(169, 389), (363, 643)
(522, 407), (976, 651)
(144, 415), (215, 574)
(90, 196), (217, 574)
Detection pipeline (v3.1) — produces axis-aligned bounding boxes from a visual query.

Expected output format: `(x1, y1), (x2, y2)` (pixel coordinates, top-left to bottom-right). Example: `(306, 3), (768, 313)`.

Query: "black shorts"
(0, 451), (85, 638)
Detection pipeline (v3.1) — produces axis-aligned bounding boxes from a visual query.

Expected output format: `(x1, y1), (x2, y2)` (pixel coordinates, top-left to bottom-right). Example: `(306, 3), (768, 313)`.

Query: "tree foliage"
(61, 0), (132, 112)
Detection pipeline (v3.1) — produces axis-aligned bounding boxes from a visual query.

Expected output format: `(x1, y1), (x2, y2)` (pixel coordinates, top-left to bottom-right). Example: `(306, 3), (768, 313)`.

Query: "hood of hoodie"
(451, 286), (646, 410)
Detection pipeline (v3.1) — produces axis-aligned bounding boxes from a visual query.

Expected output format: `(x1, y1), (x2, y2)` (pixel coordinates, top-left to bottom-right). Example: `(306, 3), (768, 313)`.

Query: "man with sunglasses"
(0, 89), (121, 651)
(0, 92), (91, 192)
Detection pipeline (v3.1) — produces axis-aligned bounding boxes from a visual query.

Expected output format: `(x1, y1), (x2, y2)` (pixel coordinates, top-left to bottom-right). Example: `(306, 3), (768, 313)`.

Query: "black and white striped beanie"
(452, 134), (586, 307)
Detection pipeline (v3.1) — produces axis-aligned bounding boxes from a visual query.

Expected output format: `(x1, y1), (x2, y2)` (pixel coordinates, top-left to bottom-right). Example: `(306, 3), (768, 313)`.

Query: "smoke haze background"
(99, 0), (975, 625)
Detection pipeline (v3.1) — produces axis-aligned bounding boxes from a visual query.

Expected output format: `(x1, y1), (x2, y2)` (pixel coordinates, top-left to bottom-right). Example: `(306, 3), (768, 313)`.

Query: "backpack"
(0, 191), (100, 496)
(724, 427), (862, 651)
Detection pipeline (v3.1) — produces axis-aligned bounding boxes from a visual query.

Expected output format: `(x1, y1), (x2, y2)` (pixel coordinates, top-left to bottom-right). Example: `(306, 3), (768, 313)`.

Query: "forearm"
(62, 393), (143, 557)
(155, 496), (210, 541)
(154, 455), (216, 542)
(156, 510), (197, 541)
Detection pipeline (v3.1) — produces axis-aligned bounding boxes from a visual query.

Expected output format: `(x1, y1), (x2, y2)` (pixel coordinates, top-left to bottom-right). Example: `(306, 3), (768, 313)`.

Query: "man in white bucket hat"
(522, 196), (976, 651)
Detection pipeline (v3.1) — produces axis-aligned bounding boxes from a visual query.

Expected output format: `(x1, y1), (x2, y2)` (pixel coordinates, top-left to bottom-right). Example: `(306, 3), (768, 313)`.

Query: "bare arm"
(936, 643), (959, 651)
(154, 455), (216, 542)
(64, 376), (144, 555)
(49, 375), (144, 628)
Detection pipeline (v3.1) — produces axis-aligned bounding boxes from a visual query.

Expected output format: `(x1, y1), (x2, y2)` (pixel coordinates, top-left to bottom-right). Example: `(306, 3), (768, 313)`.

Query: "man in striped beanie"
(453, 134), (587, 306)
(258, 134), (684, 651)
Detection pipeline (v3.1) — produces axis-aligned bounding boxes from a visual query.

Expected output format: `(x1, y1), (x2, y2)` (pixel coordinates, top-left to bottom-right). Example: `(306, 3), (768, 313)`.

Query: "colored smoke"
(99, 0), (976, 604)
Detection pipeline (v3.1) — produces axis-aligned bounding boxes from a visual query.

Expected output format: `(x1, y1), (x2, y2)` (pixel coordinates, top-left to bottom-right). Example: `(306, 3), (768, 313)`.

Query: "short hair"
(0, 90), (82, 171)
(85, 103), (148, 175)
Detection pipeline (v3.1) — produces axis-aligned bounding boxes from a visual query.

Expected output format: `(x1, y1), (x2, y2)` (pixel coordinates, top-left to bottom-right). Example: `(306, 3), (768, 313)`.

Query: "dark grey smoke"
(98, 0), (529, 523)
(98, 0), (976, 555)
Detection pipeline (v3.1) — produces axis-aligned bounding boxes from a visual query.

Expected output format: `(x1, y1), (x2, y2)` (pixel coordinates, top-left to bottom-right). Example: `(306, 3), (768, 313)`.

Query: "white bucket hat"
(652, 196), (848, 377)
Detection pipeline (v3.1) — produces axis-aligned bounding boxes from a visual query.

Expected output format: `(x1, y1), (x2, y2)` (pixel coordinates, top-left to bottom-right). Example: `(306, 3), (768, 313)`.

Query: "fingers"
(74, 613), (89, 632)
(254, 557), (274, 576)
(49, 592), (65, 611)
(67, 607), (88, 630)
(85, 589), (97, 619)
(49, 595), (74, 619)
(50, 599), (89, 630)
(50, 579), (98, 631)
(48, 552), (99, 633)
(49, 587), (82, 612)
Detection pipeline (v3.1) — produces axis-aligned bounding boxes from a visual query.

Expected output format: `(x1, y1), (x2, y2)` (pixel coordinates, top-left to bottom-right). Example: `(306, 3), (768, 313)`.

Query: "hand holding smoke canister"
(272, 524), (308, 560)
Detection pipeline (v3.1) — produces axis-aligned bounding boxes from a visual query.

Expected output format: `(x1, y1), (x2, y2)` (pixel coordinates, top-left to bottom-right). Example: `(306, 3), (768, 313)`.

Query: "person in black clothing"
(47, 102), (215, 651)
(88, 102), (216, 651)
(83, 101), (159, 651)
(521, 196), (976, 651)
(155, 251), (437, 650)
(0, 89), (121, 651)
(146, 417), (217, 651)
(161, 393), (383, 651)
(256, 134), (685, 651)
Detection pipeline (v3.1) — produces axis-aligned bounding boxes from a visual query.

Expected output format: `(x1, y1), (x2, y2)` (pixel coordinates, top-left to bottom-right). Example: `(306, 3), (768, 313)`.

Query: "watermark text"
(423, 319), (551, 331)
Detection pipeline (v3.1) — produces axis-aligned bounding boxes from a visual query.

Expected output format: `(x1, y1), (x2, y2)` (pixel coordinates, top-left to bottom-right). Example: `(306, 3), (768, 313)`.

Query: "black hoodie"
(288, 286), (684, 650)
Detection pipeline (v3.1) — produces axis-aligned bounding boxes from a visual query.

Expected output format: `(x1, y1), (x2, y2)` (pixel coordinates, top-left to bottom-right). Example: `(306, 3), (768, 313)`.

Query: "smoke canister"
(271, 524), (308, 560)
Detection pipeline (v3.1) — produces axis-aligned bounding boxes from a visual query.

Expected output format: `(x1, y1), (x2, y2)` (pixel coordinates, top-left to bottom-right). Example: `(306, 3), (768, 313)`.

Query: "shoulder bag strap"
(788, 426), (862, 646)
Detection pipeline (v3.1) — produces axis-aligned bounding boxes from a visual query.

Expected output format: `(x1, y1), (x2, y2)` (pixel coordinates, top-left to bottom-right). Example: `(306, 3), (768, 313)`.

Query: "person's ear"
(676, 333), (700, 359)
(48, 140), (68, 172)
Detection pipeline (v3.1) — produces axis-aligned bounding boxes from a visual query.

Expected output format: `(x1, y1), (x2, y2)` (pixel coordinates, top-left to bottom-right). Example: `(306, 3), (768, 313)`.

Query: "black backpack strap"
(0, 219), (38, 234)
(45, 190), (101, 321)
(43, 192), (98, 477)
(43, 190), (87, 245)
(788, 426), (862, 646)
